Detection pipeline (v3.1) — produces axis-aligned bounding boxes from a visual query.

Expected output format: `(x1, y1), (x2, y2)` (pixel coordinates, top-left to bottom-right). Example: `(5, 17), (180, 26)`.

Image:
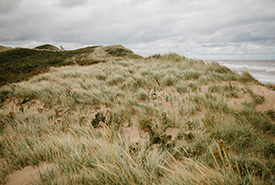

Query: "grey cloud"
(0, 0), (22, 14)
(58, 0), (89, 8)
(0, 0), (275, 59)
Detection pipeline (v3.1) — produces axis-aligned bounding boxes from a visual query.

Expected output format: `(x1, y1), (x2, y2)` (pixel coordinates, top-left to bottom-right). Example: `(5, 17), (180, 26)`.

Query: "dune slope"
(0, 51), (274, 184)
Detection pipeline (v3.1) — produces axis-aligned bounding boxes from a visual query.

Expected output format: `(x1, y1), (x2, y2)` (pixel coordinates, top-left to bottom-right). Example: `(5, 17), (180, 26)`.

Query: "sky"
(0, 0), (275, 60)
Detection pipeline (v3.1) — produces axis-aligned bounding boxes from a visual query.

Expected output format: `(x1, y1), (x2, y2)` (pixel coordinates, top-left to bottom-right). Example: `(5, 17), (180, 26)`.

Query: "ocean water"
(215, 60), (275, 84)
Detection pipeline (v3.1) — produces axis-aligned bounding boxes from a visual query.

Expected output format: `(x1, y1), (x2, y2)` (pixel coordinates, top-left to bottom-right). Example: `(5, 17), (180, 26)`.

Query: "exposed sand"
(3, 98), (47, 113)
(122, 118), (148, 143)
(252, 85), (275, 111)
(5, 163), (58, 185)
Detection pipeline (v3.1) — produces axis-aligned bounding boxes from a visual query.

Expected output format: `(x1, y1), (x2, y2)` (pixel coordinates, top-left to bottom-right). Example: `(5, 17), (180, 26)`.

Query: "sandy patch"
(227, 93), (251, 108)
(252, 85), (275, 111)
(122, 116), (148, 143)
(165, 127), (178, 139)
(2, 98), (19, 112)
(88, 46), (110, 60)
(149, 86), (185, 111)
(3, 98), (47, 114)
(226, 83), (275, 111)
(123, 123), (179, 144)
(5, 163), (58, 185)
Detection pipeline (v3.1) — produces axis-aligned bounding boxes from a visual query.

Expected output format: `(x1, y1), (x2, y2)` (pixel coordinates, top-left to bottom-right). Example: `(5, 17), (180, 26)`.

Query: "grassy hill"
(0, 44), (141, 86)
(34, 44), (61, 51)
(0, 45), (12, 52)
(0, 49), (274, 184)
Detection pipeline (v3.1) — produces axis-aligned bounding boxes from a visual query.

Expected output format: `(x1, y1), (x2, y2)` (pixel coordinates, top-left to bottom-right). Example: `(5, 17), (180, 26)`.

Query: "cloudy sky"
(1, 0), (275, 60)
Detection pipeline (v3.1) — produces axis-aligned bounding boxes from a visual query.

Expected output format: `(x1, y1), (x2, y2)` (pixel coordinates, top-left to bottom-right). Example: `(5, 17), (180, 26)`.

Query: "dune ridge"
(0, 46), (274, 184)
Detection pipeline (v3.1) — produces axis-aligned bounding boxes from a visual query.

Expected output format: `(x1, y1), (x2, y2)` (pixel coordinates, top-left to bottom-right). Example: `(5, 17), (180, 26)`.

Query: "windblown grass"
(0, 52), (274, 184)
(0, 44), (141, 86)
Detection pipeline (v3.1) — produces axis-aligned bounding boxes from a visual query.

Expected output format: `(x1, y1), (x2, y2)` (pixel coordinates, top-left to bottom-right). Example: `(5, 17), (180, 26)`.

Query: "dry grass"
(0, 53), (274, 184)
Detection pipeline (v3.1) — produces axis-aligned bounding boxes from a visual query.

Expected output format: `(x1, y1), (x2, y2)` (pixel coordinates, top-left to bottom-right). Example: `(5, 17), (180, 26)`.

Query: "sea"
(214, 60), (275, 84)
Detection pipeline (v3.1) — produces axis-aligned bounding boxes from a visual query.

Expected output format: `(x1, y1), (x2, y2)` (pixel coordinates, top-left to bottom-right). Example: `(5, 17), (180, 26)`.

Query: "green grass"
(0, 44), (141, 86)
(0, 51), (274, 184)
(34, 44), (61, 51)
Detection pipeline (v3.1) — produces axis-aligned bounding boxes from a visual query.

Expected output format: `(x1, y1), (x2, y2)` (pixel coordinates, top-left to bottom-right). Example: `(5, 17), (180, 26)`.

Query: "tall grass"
(0, 53), (274, 184)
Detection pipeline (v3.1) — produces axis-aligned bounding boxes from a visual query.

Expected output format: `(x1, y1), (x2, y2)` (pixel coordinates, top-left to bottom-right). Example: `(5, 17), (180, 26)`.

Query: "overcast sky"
(1, 0), (275, 60)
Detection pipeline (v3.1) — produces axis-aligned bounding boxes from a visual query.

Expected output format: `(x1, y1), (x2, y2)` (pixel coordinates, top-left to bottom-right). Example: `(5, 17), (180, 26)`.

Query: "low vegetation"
(0, 45), (274, 184)
(0, 44), (141, 86)
(34, 44), (61, 51)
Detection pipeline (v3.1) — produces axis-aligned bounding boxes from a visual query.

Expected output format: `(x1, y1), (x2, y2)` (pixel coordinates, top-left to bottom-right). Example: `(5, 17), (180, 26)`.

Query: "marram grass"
(0, 54), (274, 184)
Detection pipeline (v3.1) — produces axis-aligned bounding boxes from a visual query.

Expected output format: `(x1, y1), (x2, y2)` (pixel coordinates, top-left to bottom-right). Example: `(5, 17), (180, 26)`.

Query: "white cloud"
(1, 0), (275, 59)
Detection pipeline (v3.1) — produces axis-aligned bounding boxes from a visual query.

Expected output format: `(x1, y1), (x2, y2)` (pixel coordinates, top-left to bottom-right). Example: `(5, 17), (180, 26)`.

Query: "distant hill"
(0, 45), (142, 86)
(34, 44), (61, 51)
(0, 45), (12, 52)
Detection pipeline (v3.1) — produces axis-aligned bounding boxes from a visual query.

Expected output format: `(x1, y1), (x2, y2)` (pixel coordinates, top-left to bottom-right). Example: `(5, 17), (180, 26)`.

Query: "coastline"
(215, 60), (275, 84)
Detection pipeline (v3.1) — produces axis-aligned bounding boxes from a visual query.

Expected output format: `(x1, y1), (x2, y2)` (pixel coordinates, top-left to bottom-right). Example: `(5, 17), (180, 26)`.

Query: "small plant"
(247, 89), (265, 105)
(78, 115), (86, 126)
(211, 140), (228, 164)
(265, 110), (275, 121)
(184, 119), (200, 130)
(138, 90), (149, 101)
(253, 94), (265, 105)
(188, 105), (201, 115)
(187, 82), (197, 92)
(162, 75), (176, 86)
(140, 117), (153, 132)
(263, 141), (275, 158)
(176, 85), (188, 94)
(129, 142), (140, 154)
(225, 91), (239, 98)
(202, 113), (215, 128)
(184, 71), (200, 80)
(149, 129), (174, 148)
(208, 84), (222, 93)
(107, 75), (125, 86)
(239, 71), (257, 82)
(140, 116), (175, 148)
(0, 89), (10, 104)
(184, 131), (195, 141)
(91, 112), (112, 128)
(95, 74), (107, 81)
(178, 103), (185, 117)
(65, 86), (73, 97)
(210, 130), (218, 138)
(204, 92), (217, 101)
(0, 120), (6, 134)
(161, 111), (169, 125)
(54, 107), (63, 118)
